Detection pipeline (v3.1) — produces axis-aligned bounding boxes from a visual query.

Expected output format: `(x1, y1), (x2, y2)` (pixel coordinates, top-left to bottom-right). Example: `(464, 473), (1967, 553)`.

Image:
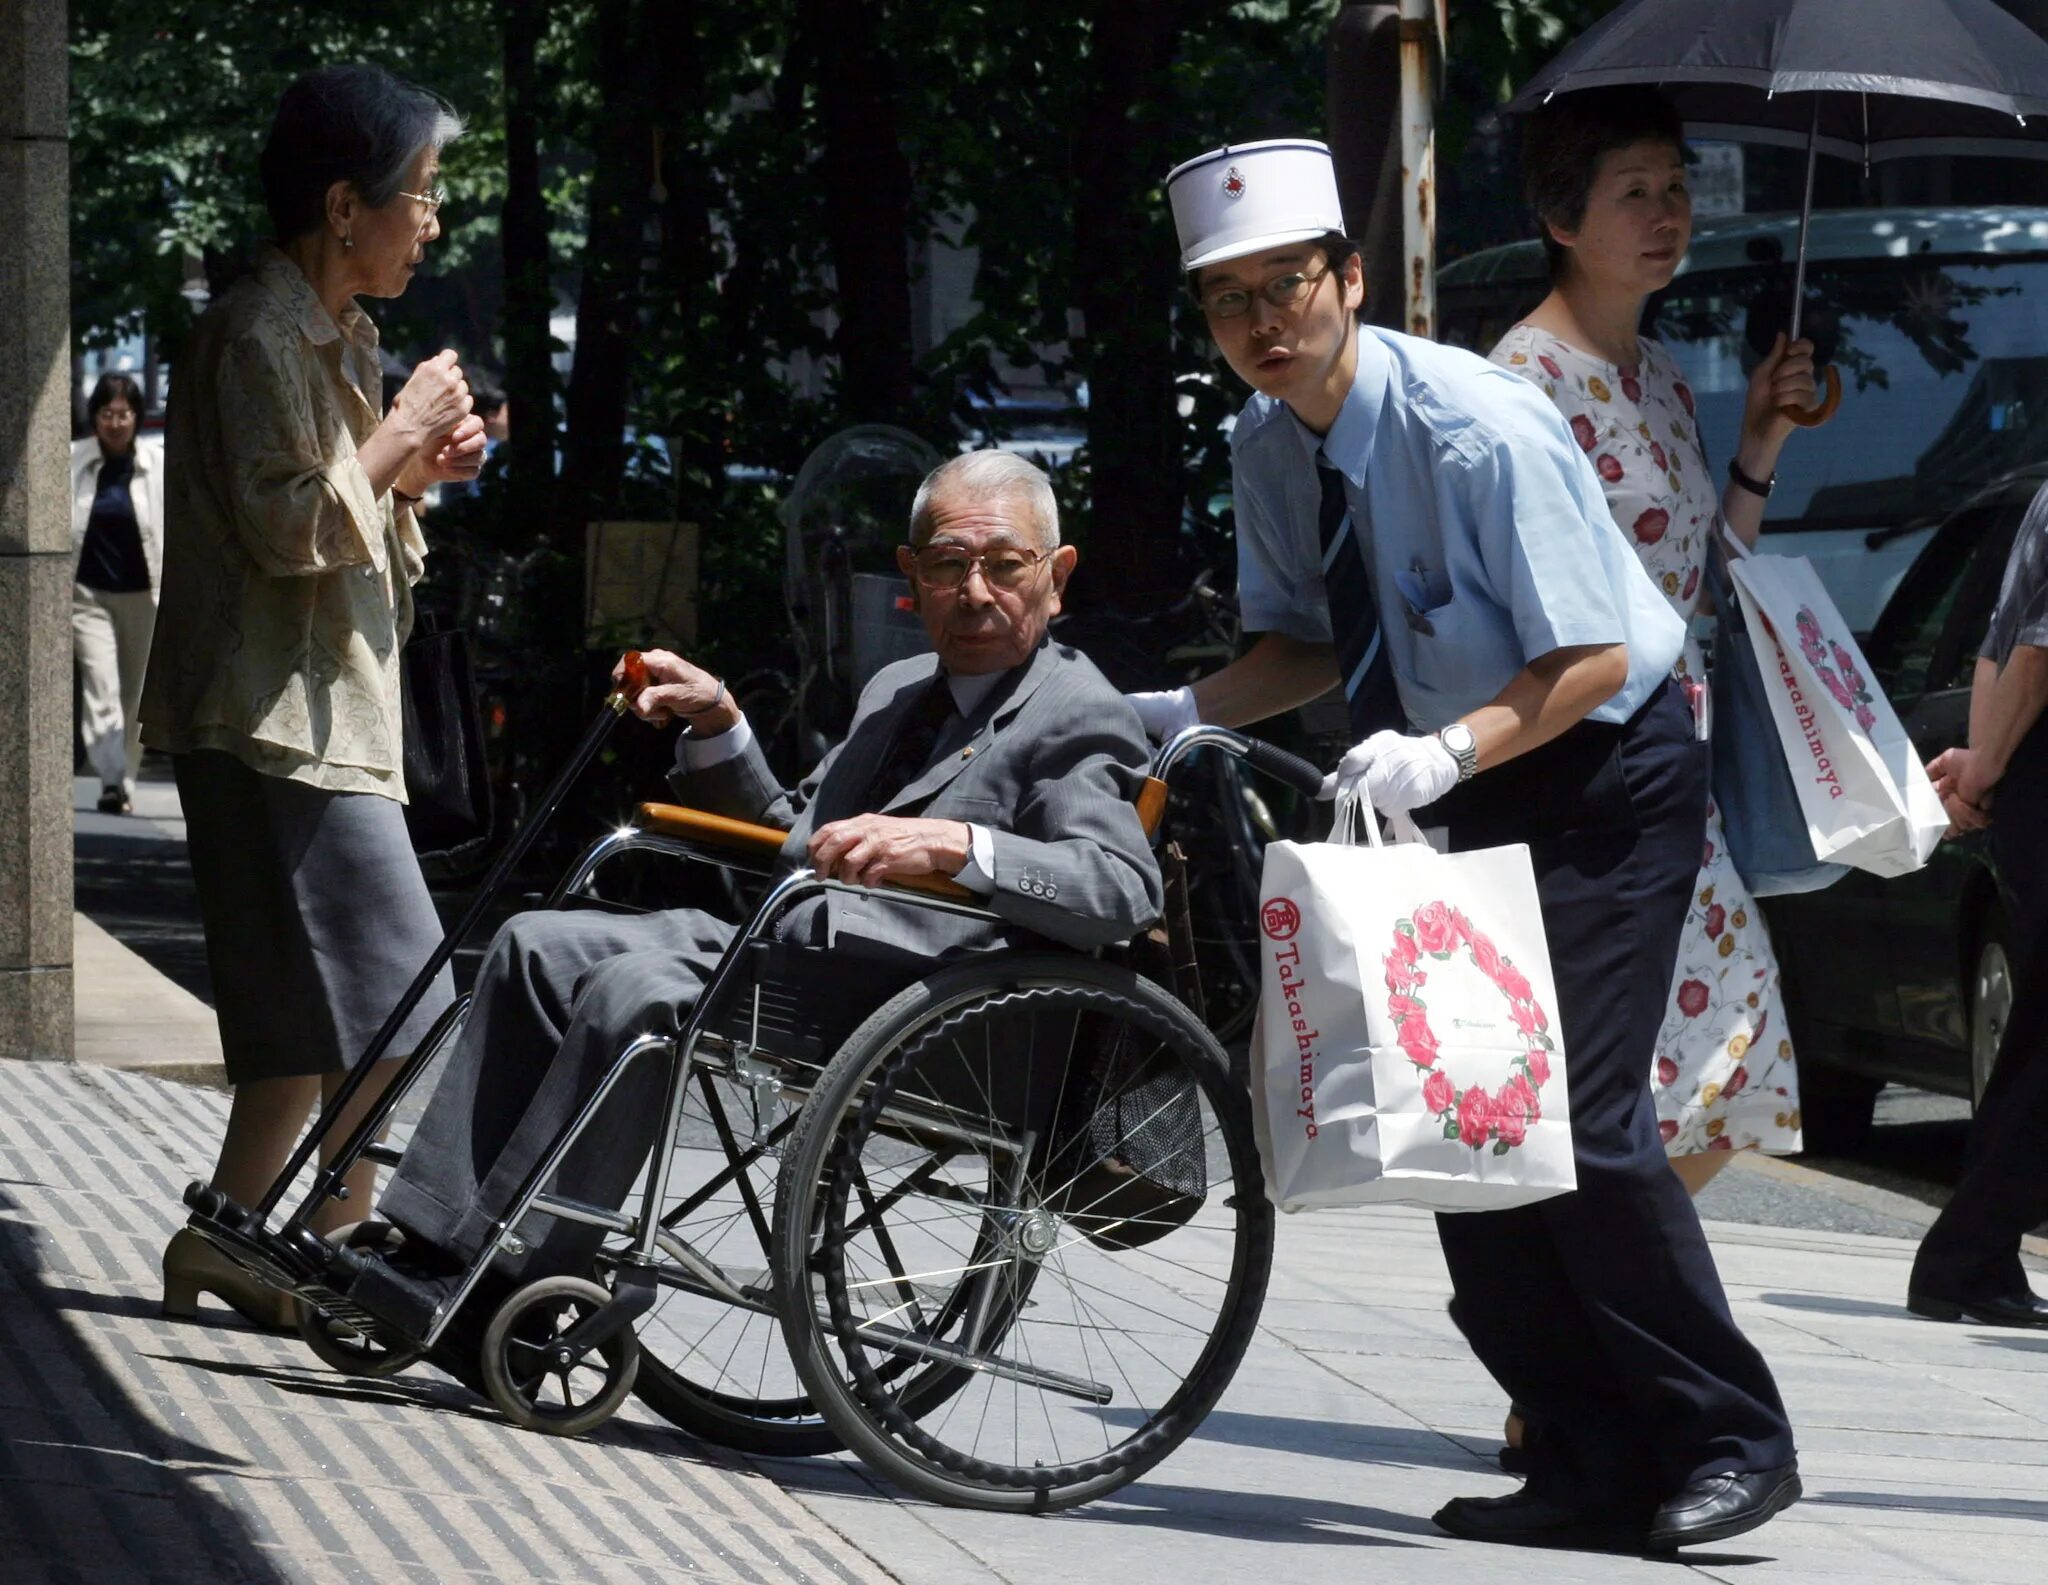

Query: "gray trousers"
(377, 907), (738, 1279)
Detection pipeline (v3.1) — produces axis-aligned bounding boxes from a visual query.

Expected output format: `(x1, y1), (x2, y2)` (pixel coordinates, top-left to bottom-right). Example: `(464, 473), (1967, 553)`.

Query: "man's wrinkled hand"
(615, 647), (722, 726)
(808, 815), (971, 889)
(1317, 729), (1460, 813)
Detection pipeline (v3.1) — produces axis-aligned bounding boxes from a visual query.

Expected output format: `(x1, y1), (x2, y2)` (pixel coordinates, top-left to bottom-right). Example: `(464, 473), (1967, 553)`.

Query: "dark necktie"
(864, 676), (958, 809)
(1318, 456), (1405, 735)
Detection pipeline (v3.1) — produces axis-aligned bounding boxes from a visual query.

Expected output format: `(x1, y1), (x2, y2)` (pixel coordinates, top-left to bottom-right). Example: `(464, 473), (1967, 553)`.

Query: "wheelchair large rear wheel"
(624, 1061), (842, 1455)
(773, 955), (1272, 1511)
(625, 1051), (1004, 1455)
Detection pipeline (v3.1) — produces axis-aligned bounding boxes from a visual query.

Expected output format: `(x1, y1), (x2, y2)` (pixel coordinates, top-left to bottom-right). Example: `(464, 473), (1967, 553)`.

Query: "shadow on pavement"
(1094, 1406), (1490, 1472)
(0, 1187), (292, 1582)
(1820, 1489), (2048, 1522)
(1757, 1291), (1913, 1320)
(1972, 1333), (2048, 1352)
(1078, 1479), (1436, 1547)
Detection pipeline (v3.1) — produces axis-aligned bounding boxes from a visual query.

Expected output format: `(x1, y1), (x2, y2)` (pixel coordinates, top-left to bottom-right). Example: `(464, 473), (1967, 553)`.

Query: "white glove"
(1124, 686), (1200, 741)
(1317, 729), (1461, 812)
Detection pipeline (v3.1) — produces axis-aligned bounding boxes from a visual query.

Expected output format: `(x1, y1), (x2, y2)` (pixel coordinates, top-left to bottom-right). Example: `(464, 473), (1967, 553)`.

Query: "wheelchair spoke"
(786, 961), (1272, 1508)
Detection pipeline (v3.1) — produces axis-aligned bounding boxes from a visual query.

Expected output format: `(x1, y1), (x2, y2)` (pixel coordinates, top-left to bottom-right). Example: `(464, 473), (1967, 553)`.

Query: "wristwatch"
(1437, 722), (1479, 783)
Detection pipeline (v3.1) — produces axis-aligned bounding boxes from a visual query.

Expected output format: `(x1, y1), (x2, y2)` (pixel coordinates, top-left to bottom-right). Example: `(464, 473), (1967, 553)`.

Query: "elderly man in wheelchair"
(324, 450), (1296, 1497)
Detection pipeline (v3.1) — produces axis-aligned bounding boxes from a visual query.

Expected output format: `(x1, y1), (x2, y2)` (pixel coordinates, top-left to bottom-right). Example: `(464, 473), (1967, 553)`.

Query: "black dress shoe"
(1432, 1489), (1646, 1552)
(1646, 1462), (1801, 1551)
(1907, 1287), (2048, 1329)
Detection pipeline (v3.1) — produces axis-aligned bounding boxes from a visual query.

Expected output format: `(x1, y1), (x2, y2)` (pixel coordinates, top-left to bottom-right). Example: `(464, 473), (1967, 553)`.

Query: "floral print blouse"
(140, 247), (426, 797)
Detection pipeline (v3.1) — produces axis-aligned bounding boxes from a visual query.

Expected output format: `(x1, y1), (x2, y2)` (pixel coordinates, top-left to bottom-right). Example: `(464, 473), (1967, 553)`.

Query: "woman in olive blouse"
(144, 65), (486, 1329)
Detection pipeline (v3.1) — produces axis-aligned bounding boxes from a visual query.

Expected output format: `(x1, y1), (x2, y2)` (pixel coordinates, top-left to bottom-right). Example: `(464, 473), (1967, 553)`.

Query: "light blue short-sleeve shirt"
(1233, 325), (1685, 730)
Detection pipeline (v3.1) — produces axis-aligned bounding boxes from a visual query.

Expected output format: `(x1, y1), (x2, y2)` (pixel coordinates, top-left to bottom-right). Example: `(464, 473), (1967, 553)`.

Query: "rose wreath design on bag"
(1794, 607), (1878, 732)
(1384, 900), (1556, 1155)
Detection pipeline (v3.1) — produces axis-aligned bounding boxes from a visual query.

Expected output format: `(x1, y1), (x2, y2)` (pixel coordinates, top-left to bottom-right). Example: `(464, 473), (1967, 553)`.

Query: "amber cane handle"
(608, 649), (649, 714)
(1779, 364), (1841, 429)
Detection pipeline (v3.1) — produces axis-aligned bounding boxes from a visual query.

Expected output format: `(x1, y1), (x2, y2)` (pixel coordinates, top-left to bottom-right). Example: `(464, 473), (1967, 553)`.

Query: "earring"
(342, 233), (353, 250)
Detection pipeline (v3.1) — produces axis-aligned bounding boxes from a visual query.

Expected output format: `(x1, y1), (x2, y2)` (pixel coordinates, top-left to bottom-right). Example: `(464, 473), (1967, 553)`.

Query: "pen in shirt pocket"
(1393, 562), (1438, 635)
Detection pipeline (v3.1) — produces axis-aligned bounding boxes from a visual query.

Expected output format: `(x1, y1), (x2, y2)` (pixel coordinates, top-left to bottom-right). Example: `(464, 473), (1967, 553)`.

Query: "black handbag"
(400, 611), (495, 865)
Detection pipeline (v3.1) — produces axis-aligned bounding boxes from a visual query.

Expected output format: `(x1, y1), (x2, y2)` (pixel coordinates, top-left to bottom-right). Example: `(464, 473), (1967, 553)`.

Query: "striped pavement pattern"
(0, 1061), (899, 1585)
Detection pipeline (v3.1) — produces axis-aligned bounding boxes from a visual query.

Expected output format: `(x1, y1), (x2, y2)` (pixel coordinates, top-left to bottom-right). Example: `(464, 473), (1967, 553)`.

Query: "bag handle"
(1332, 788), (1383, 850)
(1331, 791), (1430, 851)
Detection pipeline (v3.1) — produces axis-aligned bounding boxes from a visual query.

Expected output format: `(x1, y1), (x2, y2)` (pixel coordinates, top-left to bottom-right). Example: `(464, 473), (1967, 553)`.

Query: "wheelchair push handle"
(1149, 724), (1325, 800)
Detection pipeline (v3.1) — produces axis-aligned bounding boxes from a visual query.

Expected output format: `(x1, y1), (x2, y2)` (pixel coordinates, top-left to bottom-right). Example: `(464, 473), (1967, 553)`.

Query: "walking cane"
(184, 653), (652, 1245)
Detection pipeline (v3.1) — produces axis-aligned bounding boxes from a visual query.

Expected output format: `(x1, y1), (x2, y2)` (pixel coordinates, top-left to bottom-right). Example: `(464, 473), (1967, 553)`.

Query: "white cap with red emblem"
(1164, 139), (1345, 273)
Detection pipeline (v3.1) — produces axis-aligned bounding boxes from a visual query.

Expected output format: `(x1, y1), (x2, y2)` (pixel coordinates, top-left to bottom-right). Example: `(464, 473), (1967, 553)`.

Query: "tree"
(1070, 0), (1191, 603)
(499, 0), (558, 545)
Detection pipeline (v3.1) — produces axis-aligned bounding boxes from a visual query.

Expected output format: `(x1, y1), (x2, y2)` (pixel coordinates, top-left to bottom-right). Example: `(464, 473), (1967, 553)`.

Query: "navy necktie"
(1317, 457), (1404, 735)
(865, 677), (958, 809)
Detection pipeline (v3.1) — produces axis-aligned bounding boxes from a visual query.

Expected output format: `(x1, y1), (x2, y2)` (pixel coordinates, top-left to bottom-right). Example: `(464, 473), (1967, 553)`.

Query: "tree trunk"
(645, 0), (724, 502)
(1073, 0), (1183, 604)
(501, 0), (556, 545)
(1326, 3), (1406, 331)
(810, 0), (915, 424)
(558, 0), (653, 527)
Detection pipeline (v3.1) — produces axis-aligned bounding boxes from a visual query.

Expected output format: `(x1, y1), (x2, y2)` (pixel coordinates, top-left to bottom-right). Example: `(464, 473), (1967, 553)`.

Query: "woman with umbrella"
(1488, 78), (1817, 1474)
(1495, 90), (1815, 1181)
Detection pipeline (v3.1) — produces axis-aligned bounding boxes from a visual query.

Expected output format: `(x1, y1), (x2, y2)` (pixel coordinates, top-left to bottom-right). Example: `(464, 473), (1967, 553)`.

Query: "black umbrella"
(1508, 0), (2048, 424)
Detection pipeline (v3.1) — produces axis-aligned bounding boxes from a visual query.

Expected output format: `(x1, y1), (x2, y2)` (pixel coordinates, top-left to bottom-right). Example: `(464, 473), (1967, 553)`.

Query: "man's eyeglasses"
(1199, 261), (1332, 320)
(909, 546), (1050, 590)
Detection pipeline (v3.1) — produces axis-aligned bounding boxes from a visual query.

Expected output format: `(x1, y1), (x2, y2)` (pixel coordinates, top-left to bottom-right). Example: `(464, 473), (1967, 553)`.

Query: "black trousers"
(1911, 733), (2048, 1299)
(1418, 680), (1796, 1507)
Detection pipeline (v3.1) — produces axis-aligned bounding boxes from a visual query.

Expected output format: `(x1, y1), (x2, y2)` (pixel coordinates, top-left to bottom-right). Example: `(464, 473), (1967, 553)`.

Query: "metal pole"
(1790, 95), (1820, 343)
(1397, 0), (1440, 339)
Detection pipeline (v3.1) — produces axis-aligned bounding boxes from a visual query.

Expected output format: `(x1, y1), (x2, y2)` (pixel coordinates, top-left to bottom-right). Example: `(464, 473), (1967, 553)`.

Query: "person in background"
(142, 63), (485, 1330)
(71, 372), (165, 813)
(1908, 480), (2048, 1329)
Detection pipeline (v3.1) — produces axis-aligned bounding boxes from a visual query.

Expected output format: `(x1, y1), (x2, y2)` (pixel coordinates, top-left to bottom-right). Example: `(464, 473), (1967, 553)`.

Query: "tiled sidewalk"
(6, 1057), (2047, 1584)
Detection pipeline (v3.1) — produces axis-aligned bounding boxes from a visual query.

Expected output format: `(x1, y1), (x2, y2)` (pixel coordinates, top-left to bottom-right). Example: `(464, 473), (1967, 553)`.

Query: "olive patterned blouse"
(140, 246), (426, 797)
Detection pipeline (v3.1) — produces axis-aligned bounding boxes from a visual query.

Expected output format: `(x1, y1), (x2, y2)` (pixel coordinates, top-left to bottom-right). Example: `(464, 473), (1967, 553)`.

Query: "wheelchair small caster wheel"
(481, 1275), (640, 1436)
(296, 1221), (425, 1379)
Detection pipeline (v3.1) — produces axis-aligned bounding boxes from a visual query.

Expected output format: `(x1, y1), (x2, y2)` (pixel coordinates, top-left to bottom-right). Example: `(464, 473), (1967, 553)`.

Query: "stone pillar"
(0, 1), (74, 1059)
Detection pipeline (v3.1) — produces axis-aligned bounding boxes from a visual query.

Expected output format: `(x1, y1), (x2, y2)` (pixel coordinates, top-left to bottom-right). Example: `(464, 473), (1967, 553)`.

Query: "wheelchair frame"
(180, 672), (1324, 1502)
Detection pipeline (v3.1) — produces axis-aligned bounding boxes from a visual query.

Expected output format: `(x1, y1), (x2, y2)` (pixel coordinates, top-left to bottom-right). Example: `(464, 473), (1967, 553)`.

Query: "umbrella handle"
(1779, 365), (1841, 429)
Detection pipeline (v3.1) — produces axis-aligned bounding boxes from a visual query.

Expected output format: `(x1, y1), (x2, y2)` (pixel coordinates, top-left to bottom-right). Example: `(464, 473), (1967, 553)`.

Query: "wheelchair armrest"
(633, 802), (790, 854)
(634, 805), (974, 904)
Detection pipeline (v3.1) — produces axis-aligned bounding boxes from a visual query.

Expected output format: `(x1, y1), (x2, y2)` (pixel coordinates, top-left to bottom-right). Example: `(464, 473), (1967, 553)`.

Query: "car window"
(1648, 255), (2048, 537)
(1864, 507), (1992, 698)
(1931, 499), (2030, 693)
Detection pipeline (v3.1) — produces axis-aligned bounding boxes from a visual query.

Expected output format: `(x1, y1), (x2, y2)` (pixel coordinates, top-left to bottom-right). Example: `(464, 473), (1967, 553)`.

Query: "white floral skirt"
(1652, 797), (1803, 1156)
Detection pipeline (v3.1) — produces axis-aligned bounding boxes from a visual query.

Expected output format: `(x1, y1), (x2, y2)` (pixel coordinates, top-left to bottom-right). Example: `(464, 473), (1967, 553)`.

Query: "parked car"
(1439, 206), (2048, 632)
(1760, 465), (2045, 1150)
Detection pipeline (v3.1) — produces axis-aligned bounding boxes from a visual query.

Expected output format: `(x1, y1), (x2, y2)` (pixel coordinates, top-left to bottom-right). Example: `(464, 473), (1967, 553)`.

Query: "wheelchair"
(179, 657), (1323, 1511)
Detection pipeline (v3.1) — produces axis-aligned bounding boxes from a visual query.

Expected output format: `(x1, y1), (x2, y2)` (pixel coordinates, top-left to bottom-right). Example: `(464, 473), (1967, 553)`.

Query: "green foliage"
(71, 0), (1615, 676)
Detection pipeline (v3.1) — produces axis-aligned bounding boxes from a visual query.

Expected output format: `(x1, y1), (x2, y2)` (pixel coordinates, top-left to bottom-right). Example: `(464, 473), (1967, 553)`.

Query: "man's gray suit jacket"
(369, 638), (1163, 1286)
(673, 636), (1163, 953)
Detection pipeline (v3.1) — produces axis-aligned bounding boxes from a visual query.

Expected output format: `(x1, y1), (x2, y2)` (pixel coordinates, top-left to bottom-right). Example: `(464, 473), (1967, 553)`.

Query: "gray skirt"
(174, 750), (456, 1084)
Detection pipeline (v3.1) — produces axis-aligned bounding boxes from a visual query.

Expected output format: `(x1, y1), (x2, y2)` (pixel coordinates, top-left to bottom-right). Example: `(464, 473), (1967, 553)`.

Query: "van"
(1438, 207), (2048, 632)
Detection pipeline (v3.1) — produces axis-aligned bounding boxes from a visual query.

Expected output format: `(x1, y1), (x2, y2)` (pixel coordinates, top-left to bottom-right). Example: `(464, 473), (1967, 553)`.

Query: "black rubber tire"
(482, 1275), (640, 1437)
(296, 1222), (425, 1378)
(772, 954), (1272, 1512)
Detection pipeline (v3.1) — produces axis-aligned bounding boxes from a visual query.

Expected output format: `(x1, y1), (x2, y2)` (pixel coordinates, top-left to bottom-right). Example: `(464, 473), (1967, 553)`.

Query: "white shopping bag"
(1727, 544), (1946, 878)
(1248, 796), (1577, 1213)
